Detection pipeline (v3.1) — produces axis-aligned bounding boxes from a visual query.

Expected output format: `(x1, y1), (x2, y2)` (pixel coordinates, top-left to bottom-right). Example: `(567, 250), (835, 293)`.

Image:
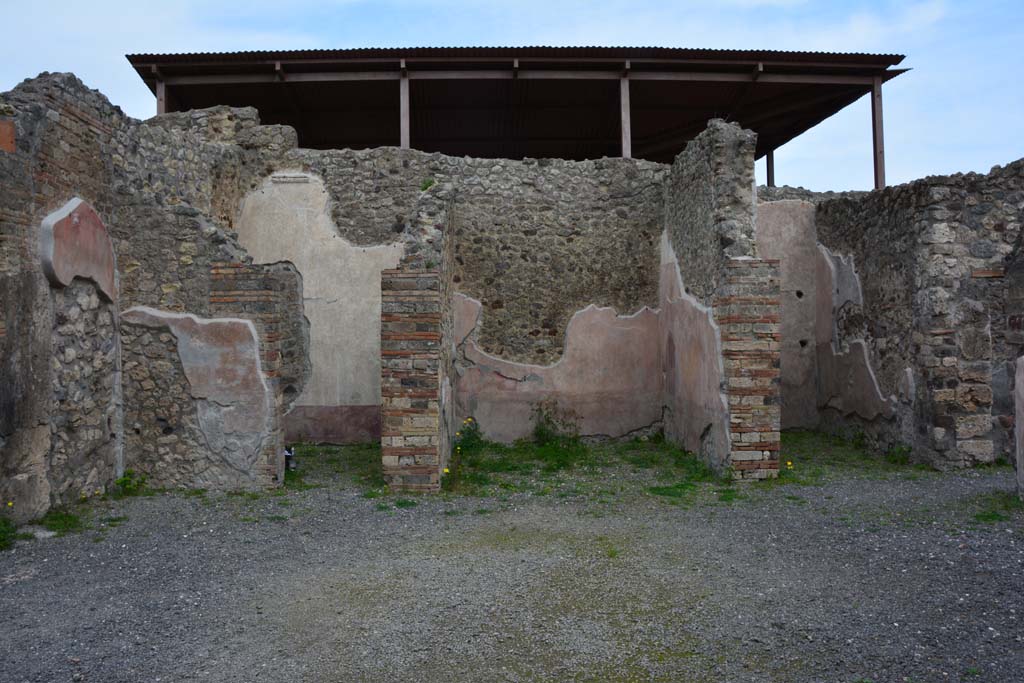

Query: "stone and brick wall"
(714, 259), (781, 479)
(815, 160), (1023, 467)
(380, 269), (445, 491)
(209, 260), (308, 408)
(662, 120), (780, 478)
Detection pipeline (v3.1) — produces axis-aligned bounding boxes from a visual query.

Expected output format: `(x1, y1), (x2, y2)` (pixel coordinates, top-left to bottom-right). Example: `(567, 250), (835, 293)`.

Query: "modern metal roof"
(127, 46), (906, 165)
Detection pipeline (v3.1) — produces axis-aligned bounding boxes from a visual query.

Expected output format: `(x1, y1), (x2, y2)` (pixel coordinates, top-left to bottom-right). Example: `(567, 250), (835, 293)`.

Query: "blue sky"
(1, 0), (1021, 190)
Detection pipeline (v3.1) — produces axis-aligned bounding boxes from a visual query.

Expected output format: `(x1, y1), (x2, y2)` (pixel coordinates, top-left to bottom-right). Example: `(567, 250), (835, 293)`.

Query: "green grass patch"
(773, 430), (930, 487)
(394, 498), (418, 509)
(39, 508), (86, 536)
(266, 514), (289, 522)
(0, 518), (19, 550)
(969, 490), (1023, 524)
(292, 442), (384, 491)
(375, 503), (391, 512)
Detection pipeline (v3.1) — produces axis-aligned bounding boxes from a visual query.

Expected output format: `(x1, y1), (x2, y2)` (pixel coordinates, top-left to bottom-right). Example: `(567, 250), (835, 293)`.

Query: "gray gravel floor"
(1, 456), (1022, 683)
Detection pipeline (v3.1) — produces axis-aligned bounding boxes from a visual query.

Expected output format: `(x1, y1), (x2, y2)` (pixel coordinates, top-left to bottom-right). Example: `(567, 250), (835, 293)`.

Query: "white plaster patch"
(237, 172), (404, 409)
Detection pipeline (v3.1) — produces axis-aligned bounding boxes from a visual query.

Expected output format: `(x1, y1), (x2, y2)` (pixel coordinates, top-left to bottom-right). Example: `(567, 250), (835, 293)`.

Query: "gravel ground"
(1, 445), (1022, 683)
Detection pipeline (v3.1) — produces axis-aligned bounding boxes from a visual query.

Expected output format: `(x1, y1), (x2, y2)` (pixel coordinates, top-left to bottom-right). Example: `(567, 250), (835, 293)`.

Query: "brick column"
(380, 269), (444, 491)
(714, 258), (782, 479)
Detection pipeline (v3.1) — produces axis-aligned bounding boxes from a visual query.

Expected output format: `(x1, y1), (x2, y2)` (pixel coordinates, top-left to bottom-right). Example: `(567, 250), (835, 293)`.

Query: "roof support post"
(766, 149), (776, 188)
(620, 62), (631, 159)
(871, 75), (885, 190)
(399, 59), (410, 149)
(155, 80), (167, 115)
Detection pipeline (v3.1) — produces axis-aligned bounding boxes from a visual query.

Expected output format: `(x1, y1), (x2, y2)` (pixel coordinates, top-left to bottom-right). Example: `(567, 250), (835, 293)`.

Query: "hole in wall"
(799, 339), (808, 348)
(156, 416), (174, 436)
(795, 290), (804, 299)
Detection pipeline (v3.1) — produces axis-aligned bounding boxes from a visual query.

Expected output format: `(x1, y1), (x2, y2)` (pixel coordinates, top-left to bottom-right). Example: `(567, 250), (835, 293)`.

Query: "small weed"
(474, 508), (493, 515)
(420, 177), (435, 191)
(375, 503), (391, 512)
(363, 489), (384, 499)
(183, 488), (206, 498)
(394, 498), (418, 509)
(0, 518), (19, 550)
(239, 515), (259, 523)
(39, 509), (86, 536)
(101, 515), (128, 527)
(713, 487), (742, 503)
(111, 469), (147, 499)
(443, 509), (463, 516)
(227, 490), (262, 501)
(963, 667), (982, 677)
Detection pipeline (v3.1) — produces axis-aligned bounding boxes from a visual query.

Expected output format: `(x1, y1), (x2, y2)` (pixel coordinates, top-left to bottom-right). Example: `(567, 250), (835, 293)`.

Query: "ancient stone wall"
(280, 147), (664, 365)
(121, 307), (281, 489)
(0, 74), (304, 518)
(815, 161), (1023, 467)
(665, 119), (757, 304)
(662, 121), (780, 478)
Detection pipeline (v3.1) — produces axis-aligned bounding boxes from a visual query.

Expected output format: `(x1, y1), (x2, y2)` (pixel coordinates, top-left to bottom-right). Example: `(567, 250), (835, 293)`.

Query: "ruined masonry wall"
(662, 120), (780, 478)
(816, 161), (1023, 466)
(285, 147), (665, 365)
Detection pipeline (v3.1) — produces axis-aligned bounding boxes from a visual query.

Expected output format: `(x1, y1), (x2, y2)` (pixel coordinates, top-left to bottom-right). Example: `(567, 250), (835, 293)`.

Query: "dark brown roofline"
(127, 45), (905, 68)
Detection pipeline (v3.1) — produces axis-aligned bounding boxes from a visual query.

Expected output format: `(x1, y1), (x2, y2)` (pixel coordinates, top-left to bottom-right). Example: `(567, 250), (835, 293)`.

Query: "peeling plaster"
(815, 245), (898, 420)
(121, 306), (274, 481)
(237, 172), (403, 440)
(453, 294), (663, 443)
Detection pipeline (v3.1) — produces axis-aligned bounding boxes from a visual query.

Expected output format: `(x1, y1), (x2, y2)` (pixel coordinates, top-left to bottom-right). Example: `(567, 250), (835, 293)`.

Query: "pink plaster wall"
(454, 294), (663, 442)
(658, 234), (731, 466)
(40, 198), (117, 302)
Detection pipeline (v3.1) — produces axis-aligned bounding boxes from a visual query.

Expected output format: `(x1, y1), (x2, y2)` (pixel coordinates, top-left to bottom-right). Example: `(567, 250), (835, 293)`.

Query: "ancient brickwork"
(209, 260), (308, 407)
(380, 269), (445, 491)
(714, 259), (782, 479)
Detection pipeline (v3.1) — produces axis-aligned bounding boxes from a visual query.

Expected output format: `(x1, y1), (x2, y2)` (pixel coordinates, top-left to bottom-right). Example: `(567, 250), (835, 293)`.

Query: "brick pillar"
(714, 258), (782, 479)
(380, 269), (444, 491)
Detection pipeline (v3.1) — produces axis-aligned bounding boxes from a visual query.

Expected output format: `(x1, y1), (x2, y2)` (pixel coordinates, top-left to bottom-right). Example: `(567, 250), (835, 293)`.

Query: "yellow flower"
(456, 432), (461, 437)
(6, 501), (12, 507)
(443, 468), (450, 474)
